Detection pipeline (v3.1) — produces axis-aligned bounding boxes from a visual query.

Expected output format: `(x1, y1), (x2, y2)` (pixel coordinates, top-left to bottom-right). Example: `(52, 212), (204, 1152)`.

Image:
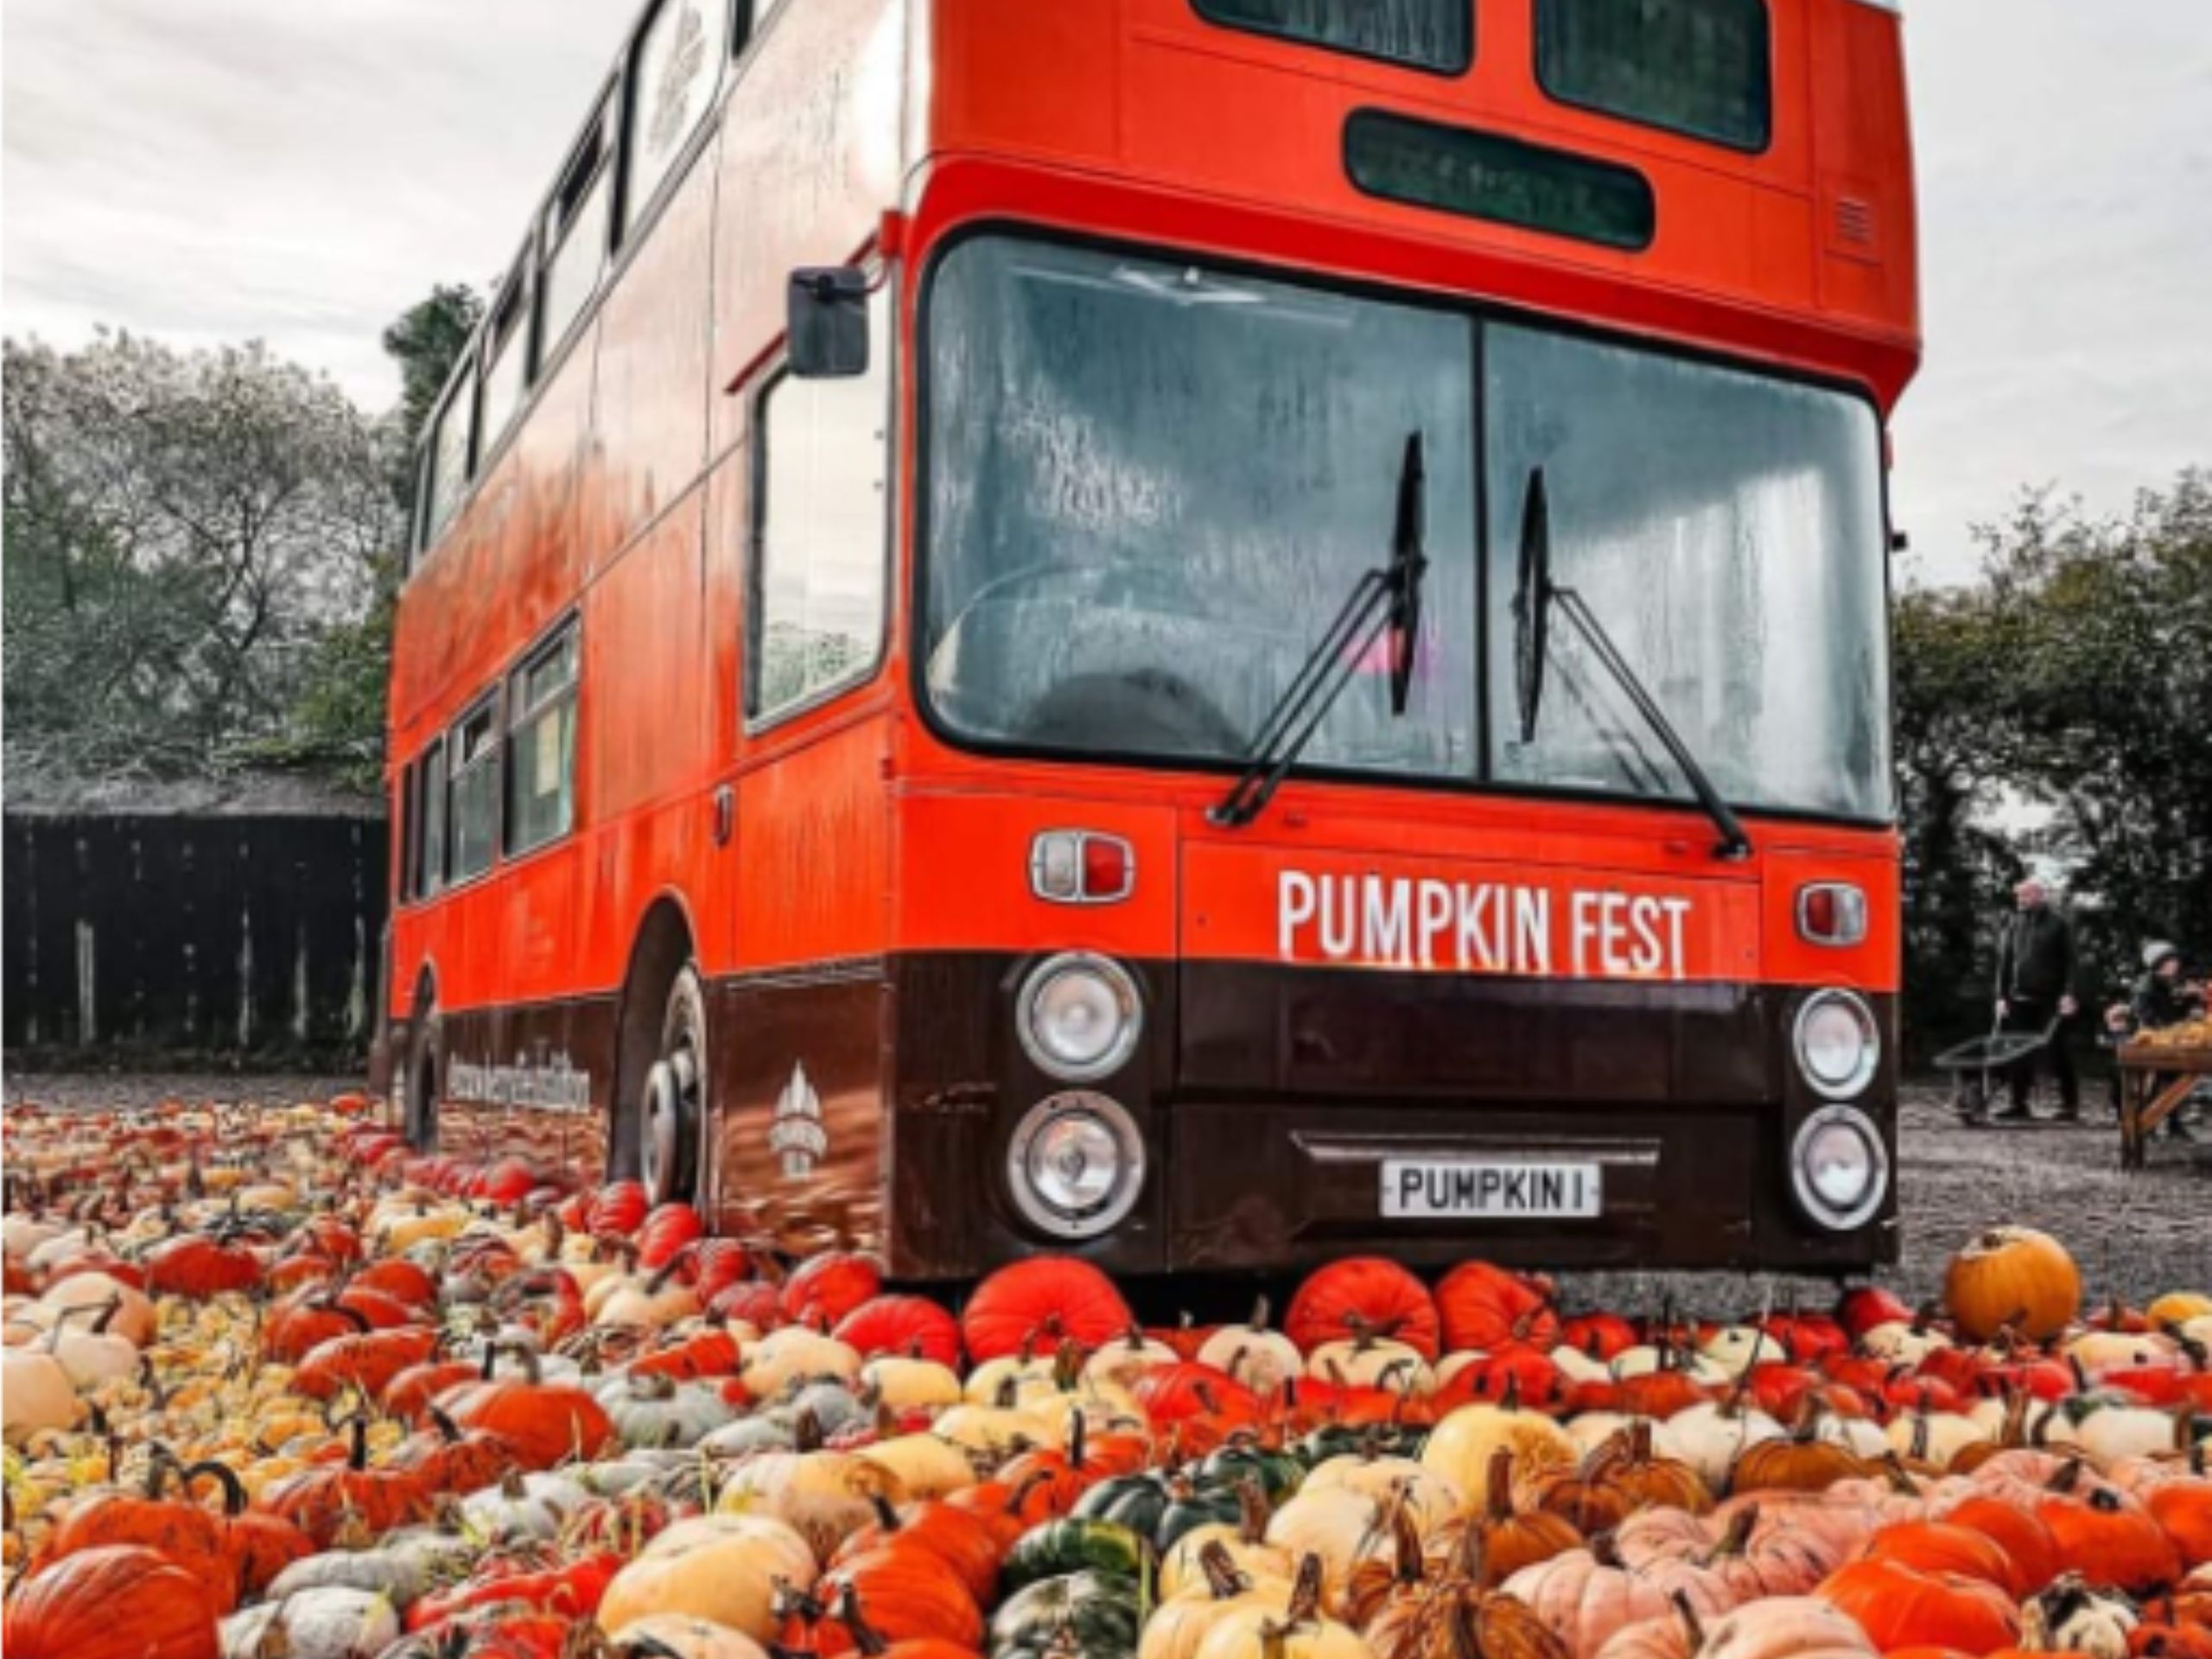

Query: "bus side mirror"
(787, 267), (869, 378)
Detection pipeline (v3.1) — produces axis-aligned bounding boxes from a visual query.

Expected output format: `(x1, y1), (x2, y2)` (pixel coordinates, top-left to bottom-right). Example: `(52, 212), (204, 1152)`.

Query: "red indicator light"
(1030, 832), (1135, 905)
(1797, 883), (1868, 947)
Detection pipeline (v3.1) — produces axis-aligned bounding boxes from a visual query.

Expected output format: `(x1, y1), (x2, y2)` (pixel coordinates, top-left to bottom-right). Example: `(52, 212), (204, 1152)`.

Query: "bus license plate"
(1381, 1160), (1603, 1219)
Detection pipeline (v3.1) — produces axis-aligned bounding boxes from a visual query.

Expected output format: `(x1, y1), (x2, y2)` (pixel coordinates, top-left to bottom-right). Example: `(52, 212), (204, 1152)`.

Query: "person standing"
(1992, 876), (2081, 1122)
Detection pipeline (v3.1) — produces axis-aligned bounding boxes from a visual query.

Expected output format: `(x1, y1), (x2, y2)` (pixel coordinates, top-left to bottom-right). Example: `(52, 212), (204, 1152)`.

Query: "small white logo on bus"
(769, 1061), (829, 1178)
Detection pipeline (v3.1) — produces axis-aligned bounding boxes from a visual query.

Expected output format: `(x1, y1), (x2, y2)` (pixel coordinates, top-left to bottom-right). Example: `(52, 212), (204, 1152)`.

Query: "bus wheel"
(642, 966), (708, 1206)
(404, 1011), (442, 1152)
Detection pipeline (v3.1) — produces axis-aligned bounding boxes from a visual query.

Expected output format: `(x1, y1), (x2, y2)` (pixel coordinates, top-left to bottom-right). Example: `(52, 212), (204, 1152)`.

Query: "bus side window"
(542, 100), (614, 357)
(620, 0), (730, 240)
(423, 368), (477, 544)
(748, 293), (891, 724)
(419, 738), (448, 897)
(449, 701), (501, 884)
(505, 622), (581, 856)
(478, 264), (534, 454)
(398, 766), (419, 903)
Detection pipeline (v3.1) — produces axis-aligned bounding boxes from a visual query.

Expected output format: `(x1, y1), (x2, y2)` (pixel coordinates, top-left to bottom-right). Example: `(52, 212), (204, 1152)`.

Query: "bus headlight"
(1017, 952), (1142, 1081)
(1793, 989), (1880, 1100)
(1790, 1104), (1889, 1231)
(1007, 1092), (1147, 1239)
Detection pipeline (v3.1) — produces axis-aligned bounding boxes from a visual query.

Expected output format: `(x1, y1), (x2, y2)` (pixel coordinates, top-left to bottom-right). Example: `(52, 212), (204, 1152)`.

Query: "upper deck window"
(622, 0), (730, 237)
(423, 369), (477, 544)
(1345, 111), (1656, 251)
(1192, 0), (1472, 74)
(542, 107), (614, 356)
(1536, 0), (1772, 152)
(478, 270), (532, 453)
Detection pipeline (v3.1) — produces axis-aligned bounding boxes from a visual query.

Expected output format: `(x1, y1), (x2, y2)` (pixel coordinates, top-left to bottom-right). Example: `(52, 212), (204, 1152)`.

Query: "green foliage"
(3, 332), (398, 785)
(5, 286), (480, 795)
(1895, 469), (2212, 1047)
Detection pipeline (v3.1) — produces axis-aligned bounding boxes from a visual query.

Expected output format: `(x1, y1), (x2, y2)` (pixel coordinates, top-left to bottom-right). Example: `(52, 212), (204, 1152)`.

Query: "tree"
(1892, 467), (2212, 1044)
(3, 332), (399, 783)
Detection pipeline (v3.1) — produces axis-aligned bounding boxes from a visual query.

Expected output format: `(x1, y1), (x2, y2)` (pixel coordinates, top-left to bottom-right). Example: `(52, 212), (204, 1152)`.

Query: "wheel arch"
(608, 892), (703, 1181)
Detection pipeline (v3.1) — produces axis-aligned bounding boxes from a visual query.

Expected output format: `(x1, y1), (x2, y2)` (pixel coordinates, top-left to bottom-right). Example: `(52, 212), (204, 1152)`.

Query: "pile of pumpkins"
(1, 1099), (2207, 1659)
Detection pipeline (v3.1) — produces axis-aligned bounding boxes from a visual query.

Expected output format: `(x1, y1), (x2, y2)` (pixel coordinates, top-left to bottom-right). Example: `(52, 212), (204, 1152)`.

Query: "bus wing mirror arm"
(787, 267), (871, 378)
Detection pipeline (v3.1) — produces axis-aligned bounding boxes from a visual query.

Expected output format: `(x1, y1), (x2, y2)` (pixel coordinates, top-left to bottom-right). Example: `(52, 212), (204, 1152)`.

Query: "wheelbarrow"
(1936, 1016), (2062, 1123)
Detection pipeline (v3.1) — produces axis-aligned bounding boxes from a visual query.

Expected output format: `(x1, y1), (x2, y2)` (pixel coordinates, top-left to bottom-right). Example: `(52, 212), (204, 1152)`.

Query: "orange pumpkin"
(1816, 1559), (2020, 1654)
(3, 1545), (220, 1659)
(1942, 1227), (2082, 1342)
(1861, 1522), (2018, 1593)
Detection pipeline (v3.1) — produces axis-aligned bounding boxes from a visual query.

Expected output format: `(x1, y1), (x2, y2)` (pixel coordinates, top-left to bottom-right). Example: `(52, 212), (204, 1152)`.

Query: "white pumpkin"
(861, 1433), (978, 1498)
(2, 1344), (78, 1441)
(1197, 1299), (1306, 1397)
(1300, 1454), (1462, 1534)
(605, 1614), (773, 1659)
(599, 1514), (817, 1640)
(1421, 1399), (1576, 1494)
(862, 1355), (963, 1412)
(1657, 1399), (1786, 1489)
(740, 1328), (861, 1395)
(1085, 1328), (1182, 1391)
(1307, 1337), (1434, 1395)
(219, 1586), (401, 1659)
(714, 1448), (906, 1561)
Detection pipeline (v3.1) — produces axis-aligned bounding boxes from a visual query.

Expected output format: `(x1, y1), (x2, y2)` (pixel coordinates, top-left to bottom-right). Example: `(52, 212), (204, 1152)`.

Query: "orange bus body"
(387, 0), (1921, 1277)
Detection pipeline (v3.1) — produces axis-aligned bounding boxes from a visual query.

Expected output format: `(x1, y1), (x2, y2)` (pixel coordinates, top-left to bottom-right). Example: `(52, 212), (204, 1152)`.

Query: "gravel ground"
(7, 1071), (2207, 1311)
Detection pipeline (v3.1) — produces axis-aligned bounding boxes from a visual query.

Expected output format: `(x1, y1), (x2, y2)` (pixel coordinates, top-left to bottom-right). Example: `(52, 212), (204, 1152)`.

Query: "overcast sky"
(4, 1), (2208, 582)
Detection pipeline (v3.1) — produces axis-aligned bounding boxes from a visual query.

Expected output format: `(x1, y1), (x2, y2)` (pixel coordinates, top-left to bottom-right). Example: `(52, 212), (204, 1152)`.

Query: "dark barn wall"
(3, 814), (388, 1065)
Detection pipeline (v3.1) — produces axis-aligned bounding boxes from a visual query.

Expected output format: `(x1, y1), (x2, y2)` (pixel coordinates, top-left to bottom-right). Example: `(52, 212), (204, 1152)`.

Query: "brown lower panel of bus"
(399, 954), (1897, 1280)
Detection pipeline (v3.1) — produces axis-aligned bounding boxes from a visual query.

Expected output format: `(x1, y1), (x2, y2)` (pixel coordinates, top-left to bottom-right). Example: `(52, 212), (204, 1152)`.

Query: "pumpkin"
(1287, 1259), (1442, 1362)
(962, 1255), (1135, 1362)
(836, 1494), (1005, 1605)
(1363, 1532), (1570, 1659)
(1815, 1559), (2020, 1653)
(256, 1414), (432, 1549)
(1933, 1494), (2063, 1595)
(1302, 1451), (1463, 1535)
(1198, 1297), (1309, 1396)
(838, 1294), (964, 1368)
(1195, 1555), (1376, 1659)
(1424, 1395), (1577, 1496)
(863, 1432), (984, 1499)
(1503, 1538), (1739, 1658)
(41, 1296), (141, 1389)
(1691, 1597), (1878, 1659)
(143, 1233), (264, 1299)
(2039, 1486), (2183, 1592)
(1860, 1521), (2017, 1592)
(605, 1616), (772, 1659)
(864, 1354), (966, 1413)
(741, 1326), (864, 1395)
(2145, 1479), (2212, 1567)
(3, 1543), (221, 1659)
(1145, 1540), (1295, 1659)
(2, 1343), (79, 1442)
(716, 1446), (909, 1561)
(1432, 1450), (1586, 1583)
(599, 1514), (819, 1641)
(434, 1340), (619, 1469)
(1944, 1227), (2082, 1343)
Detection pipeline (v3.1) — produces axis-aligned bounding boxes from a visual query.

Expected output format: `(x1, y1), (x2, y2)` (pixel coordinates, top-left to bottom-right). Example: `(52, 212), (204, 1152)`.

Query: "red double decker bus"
(385, 0), (1920, 1279)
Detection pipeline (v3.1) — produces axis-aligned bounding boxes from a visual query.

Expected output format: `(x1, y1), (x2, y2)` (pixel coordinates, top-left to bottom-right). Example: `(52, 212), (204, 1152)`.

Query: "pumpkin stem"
(1387, 1496), (1426, 1588)
(836, 1586), (888, 1658)
(1707, 1503), (1758, 1560)
(1235, 1477), (1271, 1545)
(1669, 1590), (1707, 1651)
(2047, 1456), (2086, 1496)
(1485, 1447), (1516, 1522)
(1251, 1294), (1273, 1333)
(180, 1459), (248, 1516)
(1198, 1539), (1251, 1602)
(347, 1412), (370, 1471)
(1592, 1532), (1624, 1569)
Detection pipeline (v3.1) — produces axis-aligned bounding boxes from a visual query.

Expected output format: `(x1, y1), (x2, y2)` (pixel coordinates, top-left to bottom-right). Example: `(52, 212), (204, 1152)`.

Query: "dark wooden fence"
(3, 810), (387, 1065)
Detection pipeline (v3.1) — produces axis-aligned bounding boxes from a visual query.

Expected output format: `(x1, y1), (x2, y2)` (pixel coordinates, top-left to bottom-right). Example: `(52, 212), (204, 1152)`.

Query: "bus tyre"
(642, 966), (708, 1207)
(404, 1013), (442, 1153)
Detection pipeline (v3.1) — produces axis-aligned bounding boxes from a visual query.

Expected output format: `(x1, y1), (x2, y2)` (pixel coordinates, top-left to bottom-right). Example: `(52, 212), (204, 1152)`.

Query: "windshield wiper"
(1514, 467), (1751, 861)
(1210, 431), (1427, 830)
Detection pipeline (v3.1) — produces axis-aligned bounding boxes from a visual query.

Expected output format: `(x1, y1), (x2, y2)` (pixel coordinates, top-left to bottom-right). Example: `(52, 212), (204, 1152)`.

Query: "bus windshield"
(922, 235), (1891, 821)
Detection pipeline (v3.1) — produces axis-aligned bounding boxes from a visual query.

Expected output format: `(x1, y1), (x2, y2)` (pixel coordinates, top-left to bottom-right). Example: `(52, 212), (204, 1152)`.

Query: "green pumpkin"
(989, 1569), (1143, 1659)
(1073, 1473), (1174, 1537)
(1156, 1481), (1243, 1551)
(1002, 1519), (1151, 1594)
(1294, 1422), (1427, 1467)
(1196, 1444), (1305, 1503)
